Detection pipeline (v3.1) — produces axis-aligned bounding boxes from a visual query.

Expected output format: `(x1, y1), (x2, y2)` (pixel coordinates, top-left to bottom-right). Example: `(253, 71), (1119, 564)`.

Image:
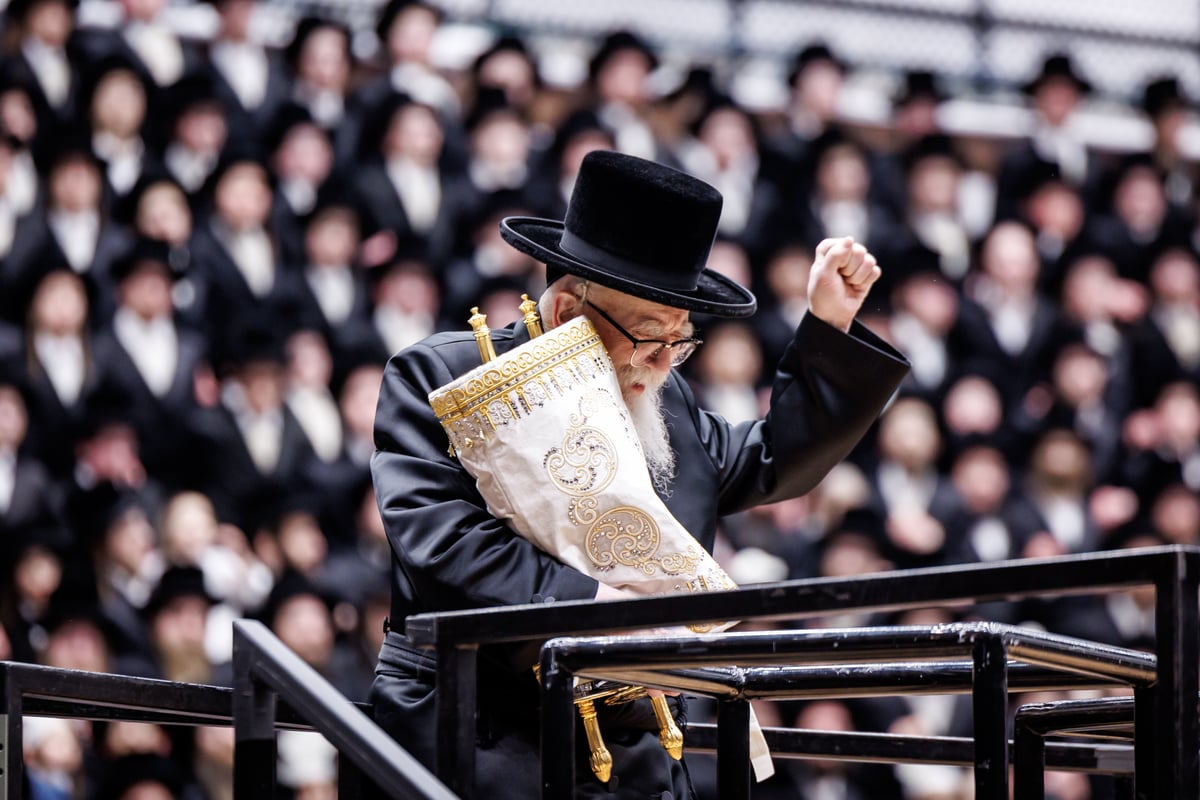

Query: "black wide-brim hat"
(500, 150), (757, 318)
(1022, 53), (1091, 96)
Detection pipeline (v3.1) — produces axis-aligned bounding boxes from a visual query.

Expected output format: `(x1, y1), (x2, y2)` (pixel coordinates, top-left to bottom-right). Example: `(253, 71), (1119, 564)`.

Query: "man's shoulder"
(388, 326), (520, 377)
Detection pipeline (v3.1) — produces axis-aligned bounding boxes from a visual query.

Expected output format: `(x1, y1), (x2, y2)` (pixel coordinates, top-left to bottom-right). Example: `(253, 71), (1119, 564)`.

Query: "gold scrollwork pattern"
(585, 507), (704, 576)
(567, 496), (600, 527)
(544, 389), (620, 496)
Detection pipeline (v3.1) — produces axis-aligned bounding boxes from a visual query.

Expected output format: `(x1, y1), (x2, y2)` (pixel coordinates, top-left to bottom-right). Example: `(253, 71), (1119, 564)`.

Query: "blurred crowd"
(0, 0), (1196, 797)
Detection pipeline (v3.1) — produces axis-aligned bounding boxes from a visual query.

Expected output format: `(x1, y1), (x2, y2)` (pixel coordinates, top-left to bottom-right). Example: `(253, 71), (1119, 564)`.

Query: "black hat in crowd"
(472, 33), (534, 79)
(225, 318), (288, 369)
(32, 126), (99, 177)
(500, 150), (757, 317)
(894, 69), (945, 108)
(6, 0), (79, 25)
(286, 15), (351, 71)
(163, 71), (223, 126)
(109, 237), (176, 284)
(1142, 76), (1188, 119)
(588, 30), (659, 86)
(1023, 53), (1092, 96)
(547, 108), (614, 161)
(95, 754), (184, 800)
(464, 86), (523, 134)
(258, 569), (330, 629)
(788, 42), (846, 87)
(902, 133), (963, 173)
(142, 565), (214, 619)
(375, 0), (444, 45)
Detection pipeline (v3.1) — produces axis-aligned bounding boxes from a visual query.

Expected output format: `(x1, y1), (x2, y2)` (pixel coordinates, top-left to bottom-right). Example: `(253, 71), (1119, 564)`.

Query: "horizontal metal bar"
(546, 623), (1155, 688)
(588, 660), (1123, 700)
(1, 662), (231, 718)
(683, 725), (1136, 774)
(1016, 696), (1139, 737)
(19, 695), (330, 732)
(1, 661), (371, 734)
(406, 546), (1200, 649)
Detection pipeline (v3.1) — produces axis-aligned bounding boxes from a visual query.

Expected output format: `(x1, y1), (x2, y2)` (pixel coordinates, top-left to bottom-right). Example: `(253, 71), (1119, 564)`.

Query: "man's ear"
(549, 289), (582, 328)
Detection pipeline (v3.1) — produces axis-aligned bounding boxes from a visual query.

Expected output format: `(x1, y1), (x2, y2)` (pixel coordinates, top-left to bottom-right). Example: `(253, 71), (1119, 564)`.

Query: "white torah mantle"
(428, 316), (735, 610)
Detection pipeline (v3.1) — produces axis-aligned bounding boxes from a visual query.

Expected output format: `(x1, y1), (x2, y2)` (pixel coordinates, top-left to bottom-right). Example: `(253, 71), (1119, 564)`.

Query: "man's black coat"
(369, 312), (909, 798)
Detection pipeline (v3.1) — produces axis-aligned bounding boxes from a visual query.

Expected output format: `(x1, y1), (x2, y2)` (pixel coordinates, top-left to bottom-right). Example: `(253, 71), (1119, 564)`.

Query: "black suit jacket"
(188, 222), (297, 361)
(351, 160), (473, 265)
(369, 311), (908, 794)
(92, 322), (208, 489)
(372, 313), (909, 627)
(203, 48), (293, 144)
(189, 402), (318, 536)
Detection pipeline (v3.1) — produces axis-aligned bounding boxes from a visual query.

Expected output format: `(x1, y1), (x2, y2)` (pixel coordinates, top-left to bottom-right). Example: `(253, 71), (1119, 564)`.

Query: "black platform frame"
(403, 544), (1200, 799)
(536, 622), (1155, 798)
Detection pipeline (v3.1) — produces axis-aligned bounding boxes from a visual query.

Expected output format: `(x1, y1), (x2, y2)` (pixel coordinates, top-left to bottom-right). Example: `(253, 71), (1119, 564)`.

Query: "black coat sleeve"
(701, 313), (910, 515)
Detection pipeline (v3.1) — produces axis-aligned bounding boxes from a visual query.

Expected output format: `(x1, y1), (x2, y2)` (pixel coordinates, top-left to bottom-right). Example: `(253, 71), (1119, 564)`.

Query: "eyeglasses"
(585, 300), (702, 368)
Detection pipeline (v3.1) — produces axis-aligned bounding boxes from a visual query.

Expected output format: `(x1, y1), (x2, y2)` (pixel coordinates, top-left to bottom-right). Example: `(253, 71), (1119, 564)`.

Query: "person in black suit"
(3, 133), (126, 324)
(188, 321), (319, 541)
(948, 220), (1061, 411)
(0, 0), (83, 136)
(92, 238), (210, 491)
(201, 0), (293, 144)
(72, 0), (201, 93)
(16, 267), (104, 479)
(79, 54), (159, 200)
(1078, 153), (1194, 284)
(188, 151), (296, 365)
(368, 151), (910, 798)
(0, 365), (65, 561)
(677, 98), (789, 264)
(524, 108), (616, 220)
(265, 104), (336, 266)
(353, 0), (460, 122)
(283, 17), (354, 149)
(352, 92), (471, 266)
(584, 31), (662, 163)
(155, 72), (228, 196)
(995, 53), (1102, 222)
(1141, 76), (1198, 208)
(287, 184), (374, 358)
(1127, 247), (1200, 407)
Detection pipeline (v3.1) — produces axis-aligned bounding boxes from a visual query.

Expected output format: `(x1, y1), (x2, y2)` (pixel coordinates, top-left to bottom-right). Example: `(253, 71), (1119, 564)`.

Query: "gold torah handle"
(468, 306), (497, 364)
(650, 695), (684, 760)
(520, 293), (544, 338)
(577, 698), (614, 783)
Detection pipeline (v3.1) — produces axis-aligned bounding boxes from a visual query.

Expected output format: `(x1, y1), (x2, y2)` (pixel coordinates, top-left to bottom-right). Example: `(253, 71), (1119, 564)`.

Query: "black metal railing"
(536, 622), (1156, 798)
(404, 544), (1200, 799)
(230, 618), (456, 800)
(0, 626), (455, 799)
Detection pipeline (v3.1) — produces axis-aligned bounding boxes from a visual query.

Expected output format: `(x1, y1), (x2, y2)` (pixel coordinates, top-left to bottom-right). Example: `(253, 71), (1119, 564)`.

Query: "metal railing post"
(0, 664), (21, 800)
(233, 636), (278, 798)
(539, 648), (577, 799)
(435, 643), (478, 797)
(716, 700), (751, 799)
(971, 634), (1010, 799)
(1155, 554), (1200, 798)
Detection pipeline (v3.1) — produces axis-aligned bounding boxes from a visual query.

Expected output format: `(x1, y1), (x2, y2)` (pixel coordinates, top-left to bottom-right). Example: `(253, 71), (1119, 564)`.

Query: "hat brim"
(1022, 74), (1092, 96)
(501, 216), (757, 318)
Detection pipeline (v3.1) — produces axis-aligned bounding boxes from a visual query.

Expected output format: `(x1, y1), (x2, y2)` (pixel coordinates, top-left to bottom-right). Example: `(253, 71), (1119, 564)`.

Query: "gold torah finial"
(520, 293), (544, 338)
(468, 306), (497, 364)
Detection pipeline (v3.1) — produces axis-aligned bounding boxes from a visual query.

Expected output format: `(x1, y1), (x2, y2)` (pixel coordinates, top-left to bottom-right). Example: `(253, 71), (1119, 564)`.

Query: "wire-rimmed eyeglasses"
(585, 300), (702, 368)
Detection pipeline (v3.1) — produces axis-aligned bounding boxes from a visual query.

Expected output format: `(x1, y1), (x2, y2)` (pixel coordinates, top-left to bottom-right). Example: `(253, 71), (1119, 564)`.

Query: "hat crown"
(561, 151), (722, 294)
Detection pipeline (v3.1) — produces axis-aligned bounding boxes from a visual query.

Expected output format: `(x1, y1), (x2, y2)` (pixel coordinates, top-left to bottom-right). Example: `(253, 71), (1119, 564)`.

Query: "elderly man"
(369, 150), (909, 798)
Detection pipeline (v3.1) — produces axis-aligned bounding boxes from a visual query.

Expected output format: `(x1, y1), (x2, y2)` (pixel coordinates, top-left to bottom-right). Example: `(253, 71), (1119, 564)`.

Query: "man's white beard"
(619, 366), (675, 494)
